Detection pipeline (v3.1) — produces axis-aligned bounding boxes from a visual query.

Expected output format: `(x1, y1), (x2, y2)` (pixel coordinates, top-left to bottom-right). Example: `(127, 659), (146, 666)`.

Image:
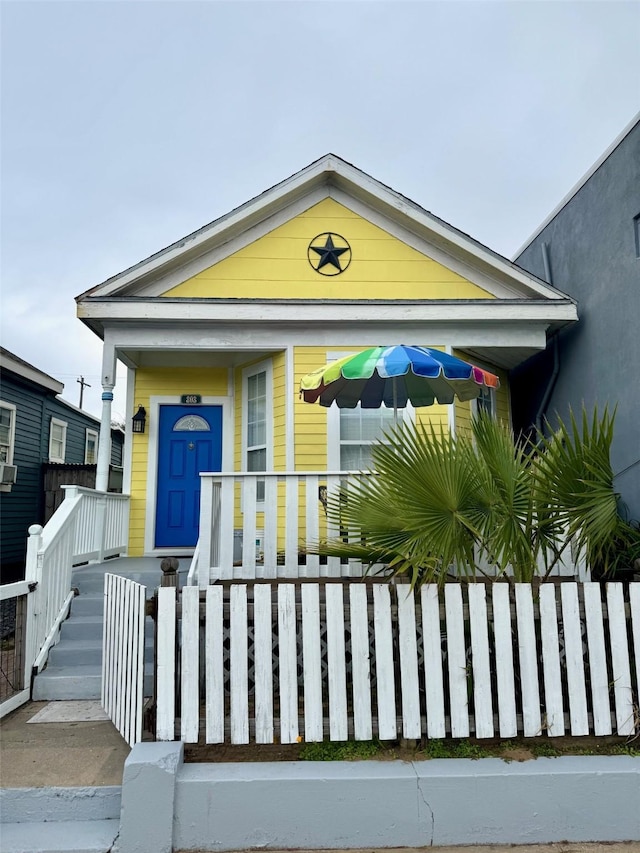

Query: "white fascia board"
(329, 188), (541, 300)
(78, 153), (566, 304)
(79, 158), (335, 299)
(135, 187), (329, 298)
(325, 174), (569, 301)
(0, 350), (64, 394)
(78, 298), (578, 326)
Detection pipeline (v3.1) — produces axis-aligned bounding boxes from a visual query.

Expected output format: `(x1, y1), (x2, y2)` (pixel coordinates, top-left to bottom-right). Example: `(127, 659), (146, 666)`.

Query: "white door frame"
(143, 395), (233, 556)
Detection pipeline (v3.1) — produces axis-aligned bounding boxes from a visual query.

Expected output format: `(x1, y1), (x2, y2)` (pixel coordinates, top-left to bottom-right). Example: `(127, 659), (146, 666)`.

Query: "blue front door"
(155, 405), (222, 548)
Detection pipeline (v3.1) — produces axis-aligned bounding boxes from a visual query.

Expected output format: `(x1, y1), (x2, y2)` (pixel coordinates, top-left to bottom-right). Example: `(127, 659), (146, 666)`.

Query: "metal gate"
(102, 573), (147, 746)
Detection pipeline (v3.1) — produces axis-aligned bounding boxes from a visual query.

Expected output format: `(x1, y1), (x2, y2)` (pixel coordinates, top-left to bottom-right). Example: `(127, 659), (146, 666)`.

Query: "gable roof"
(0, 347), (64, 395)
(77, 154), (572, 304)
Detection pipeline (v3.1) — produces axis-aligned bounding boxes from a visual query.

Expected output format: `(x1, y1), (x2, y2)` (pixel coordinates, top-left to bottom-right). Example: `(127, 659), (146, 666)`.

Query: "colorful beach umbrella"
(299, 345), (500, 416)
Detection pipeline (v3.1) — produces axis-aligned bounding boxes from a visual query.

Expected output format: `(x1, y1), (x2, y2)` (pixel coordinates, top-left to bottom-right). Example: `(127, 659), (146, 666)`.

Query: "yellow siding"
(272, 352), (286, 471)
(452, 353), (511, 437)
(163, 199), (494, 301)
(128, 367), (228, 555)
(494, 366), (511, 425)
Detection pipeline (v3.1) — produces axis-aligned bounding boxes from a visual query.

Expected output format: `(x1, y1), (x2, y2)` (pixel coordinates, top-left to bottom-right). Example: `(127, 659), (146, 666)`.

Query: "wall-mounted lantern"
(132, 405), (147, 434)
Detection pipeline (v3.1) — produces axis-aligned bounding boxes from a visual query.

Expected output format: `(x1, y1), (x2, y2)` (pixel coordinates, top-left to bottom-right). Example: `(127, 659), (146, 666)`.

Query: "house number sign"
(181, 394), (202, 404)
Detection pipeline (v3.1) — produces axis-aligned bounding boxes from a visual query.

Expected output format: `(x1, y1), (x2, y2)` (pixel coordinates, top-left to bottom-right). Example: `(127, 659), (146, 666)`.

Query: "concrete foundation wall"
(116, 743), (640, 852)
(173, 757), (640, 850)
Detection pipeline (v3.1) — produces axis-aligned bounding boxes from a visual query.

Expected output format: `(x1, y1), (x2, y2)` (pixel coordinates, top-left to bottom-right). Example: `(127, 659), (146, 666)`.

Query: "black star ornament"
(308, 233), (351, 275)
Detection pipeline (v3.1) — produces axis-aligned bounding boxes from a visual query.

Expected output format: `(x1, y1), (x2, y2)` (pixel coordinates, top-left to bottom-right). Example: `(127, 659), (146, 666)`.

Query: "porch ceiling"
(116, 348), (279, 369)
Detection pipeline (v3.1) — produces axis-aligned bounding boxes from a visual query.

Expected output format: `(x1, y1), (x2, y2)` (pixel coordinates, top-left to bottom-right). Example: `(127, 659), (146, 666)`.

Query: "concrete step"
(59, 618), (105, 642)
(32, 664), (103, 700)
(0, 819), (120, 853)
(60, 616), (154, 642)
(32, 664), (154, 700)
(47, 639), (154, 668)
(71, 569), (171, 597)
(1, 786), (122, 823)
(69, 595), (105, 617)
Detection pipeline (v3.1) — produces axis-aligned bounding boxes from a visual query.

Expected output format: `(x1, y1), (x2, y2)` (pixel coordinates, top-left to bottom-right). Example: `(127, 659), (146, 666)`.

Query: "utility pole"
(77, 376), (91, 409)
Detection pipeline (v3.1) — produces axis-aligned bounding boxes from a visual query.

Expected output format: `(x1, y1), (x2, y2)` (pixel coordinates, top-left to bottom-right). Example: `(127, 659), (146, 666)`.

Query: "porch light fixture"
(132, 406), (147, 434)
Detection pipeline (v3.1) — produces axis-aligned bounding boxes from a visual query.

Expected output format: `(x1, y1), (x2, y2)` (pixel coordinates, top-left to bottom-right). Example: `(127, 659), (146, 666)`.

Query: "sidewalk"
(2, 703), (639, 853)
(0, 700), (130, 788)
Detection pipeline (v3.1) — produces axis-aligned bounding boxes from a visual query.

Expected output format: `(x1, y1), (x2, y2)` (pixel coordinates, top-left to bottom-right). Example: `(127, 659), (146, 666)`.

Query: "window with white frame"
(474, 385), (496, 418)
(337, 406), (397, 470)
(326, 353), (410, 471)
(85, 429), (99, 464)
(0, 403), (16, 464)
(49, 418), (67, 463)
(242, 361), (272, 502)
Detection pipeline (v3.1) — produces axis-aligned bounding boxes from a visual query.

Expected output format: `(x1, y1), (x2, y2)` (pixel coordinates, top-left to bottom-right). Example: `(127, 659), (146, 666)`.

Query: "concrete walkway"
(2, 703), (640, 853)
(0, 700), (130, 788)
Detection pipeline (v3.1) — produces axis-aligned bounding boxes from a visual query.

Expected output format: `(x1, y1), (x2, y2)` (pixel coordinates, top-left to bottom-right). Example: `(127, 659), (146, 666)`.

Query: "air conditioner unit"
(0, 463), (18, 485)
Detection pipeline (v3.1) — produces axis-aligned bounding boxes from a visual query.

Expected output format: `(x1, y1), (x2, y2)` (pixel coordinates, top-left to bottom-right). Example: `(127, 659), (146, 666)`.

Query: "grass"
(299, 739), (384, 761)
(423, 739), (494, 760)
(297, 736), (640, 762)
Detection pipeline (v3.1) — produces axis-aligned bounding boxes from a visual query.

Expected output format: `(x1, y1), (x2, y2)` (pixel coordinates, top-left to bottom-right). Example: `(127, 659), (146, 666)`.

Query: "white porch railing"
(191, 471), (592, 587)
(156, 581), (640, 744)
(194, 471), (376, 587)
(25, 487), (130, 674)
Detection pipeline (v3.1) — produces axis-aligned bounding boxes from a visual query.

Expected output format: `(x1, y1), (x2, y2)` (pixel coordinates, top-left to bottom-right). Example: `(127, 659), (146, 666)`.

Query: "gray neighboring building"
(511, 113), (640, 521)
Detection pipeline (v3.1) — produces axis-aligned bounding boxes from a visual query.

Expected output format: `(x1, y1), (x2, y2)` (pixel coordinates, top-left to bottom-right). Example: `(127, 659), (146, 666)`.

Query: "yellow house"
(76, 155), (577, 584)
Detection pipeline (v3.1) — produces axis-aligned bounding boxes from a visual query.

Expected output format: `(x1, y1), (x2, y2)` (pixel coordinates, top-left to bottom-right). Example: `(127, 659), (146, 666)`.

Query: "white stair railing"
(24, 488), (130, 674)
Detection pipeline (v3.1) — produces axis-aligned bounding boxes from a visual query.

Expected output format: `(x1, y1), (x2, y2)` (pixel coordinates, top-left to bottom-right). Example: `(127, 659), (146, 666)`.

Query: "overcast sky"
(1, 0), (638, 420)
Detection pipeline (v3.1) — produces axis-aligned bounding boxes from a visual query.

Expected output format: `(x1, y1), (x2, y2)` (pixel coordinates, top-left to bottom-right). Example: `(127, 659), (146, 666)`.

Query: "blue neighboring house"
(0, 347), (124, 583)
(510, 113), (640, 524)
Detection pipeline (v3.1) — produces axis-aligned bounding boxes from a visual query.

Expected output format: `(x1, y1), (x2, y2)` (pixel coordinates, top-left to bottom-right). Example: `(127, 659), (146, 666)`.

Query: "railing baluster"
(218, 479), (235, 580)
(240, 476), (257, 580)
(263, 477), (278, 578)
(283, 477), (299, 578)
(304, 475), (320, 578)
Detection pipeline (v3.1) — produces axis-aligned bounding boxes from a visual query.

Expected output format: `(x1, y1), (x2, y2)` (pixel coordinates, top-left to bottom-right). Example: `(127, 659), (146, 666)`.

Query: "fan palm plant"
(310, 407), (637, 586)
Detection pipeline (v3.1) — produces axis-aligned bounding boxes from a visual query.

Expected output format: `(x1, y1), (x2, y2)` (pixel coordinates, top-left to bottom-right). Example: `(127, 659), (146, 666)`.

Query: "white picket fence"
(102, 574), (146, 746)
(155, 581), (640, 744)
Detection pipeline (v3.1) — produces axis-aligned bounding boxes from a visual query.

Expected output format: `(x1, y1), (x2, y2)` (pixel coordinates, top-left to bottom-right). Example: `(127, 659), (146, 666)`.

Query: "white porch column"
(96, 385), (114, 492)
(96, 343), (117, 492)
